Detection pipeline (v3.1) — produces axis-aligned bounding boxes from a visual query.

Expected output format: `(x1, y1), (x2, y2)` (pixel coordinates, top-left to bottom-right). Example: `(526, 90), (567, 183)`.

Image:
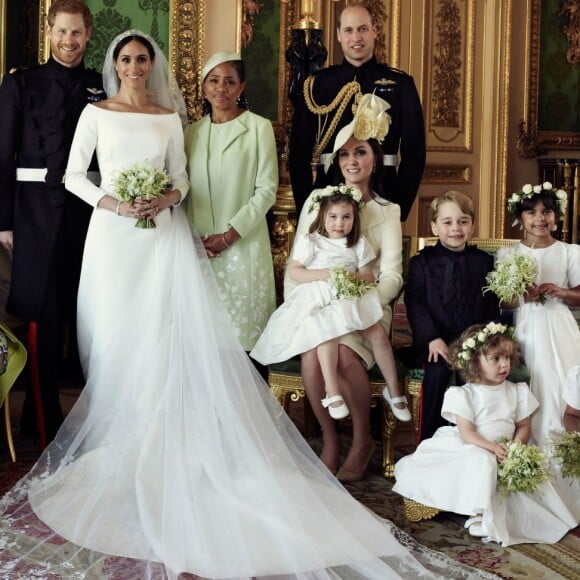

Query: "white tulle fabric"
(0, 108), (493, 580)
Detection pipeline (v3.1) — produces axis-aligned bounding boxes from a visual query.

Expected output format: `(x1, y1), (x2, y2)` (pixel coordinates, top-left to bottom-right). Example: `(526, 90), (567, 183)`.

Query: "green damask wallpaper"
(241, 2), (280, 121)
(83, 0), (170, 73)
(538, 0), (580, 133)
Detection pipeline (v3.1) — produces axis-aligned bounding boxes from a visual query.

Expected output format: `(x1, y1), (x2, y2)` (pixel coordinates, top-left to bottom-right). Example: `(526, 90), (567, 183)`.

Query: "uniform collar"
(339, 56), (378, 77)
(46, 56), (87, 78)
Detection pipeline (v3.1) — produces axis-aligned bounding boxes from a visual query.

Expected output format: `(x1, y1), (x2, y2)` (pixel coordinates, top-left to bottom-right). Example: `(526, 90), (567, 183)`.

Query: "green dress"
(184, 111), (278, 350)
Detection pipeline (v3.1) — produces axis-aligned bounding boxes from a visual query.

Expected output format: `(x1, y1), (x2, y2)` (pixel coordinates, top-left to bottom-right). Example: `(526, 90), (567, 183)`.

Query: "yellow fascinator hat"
(324, 92), (392, 173)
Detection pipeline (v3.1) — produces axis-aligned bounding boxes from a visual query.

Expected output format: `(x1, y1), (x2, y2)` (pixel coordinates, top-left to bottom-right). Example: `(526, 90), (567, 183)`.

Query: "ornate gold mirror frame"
(37, 0), (206, 121)
(517, 0), (580, 157)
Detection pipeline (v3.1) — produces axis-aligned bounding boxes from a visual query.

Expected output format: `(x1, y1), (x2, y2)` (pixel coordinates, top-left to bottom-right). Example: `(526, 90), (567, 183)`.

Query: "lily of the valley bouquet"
(483, 250), (540, 305)
(550, 431), (580, 479)
(112, 162), (171, 229)
(330, 266), (375, 300)
(496, 439), (549, 497)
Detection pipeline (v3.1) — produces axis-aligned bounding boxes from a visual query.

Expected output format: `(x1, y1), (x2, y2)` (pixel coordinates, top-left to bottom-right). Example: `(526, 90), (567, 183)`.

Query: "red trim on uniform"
(27, 322), (47, 450)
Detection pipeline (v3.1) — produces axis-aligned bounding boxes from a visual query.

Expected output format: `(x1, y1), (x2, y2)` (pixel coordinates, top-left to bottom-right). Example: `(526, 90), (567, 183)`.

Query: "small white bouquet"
(329, 266), (375, 300)
(112, 162), (171, 229)
(496, 439), (549, 497)
(550, 431), (580, 479)
(483, 251), (541, 305)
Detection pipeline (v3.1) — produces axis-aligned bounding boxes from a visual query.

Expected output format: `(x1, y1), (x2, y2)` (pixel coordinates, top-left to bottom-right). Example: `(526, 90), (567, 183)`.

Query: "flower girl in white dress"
(393, 323), (577, 546)
(499, 183), (580, 448)
(251, 186), (409, 422)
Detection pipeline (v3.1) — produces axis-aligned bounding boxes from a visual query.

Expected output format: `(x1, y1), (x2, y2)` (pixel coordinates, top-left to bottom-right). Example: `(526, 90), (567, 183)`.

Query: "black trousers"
(419, 358), (454, 441)
(21, 198), (89, 443)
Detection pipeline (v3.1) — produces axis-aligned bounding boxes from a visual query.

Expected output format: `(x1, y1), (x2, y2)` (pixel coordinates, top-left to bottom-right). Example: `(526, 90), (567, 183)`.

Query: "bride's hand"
(135, 190), (181, 218)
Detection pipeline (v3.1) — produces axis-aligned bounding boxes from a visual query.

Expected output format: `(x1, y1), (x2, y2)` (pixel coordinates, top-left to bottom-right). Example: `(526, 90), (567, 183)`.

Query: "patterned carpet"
(0, 437), (578, 580)
(298, 429), (579, 580)
(345, 467), (580, 580)
(0, 384), (578, 579)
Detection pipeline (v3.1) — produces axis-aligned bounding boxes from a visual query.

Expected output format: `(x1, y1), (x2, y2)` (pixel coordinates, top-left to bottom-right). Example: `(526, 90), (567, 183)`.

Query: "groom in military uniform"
(289, 2), (426, 221)
(0, 0), (103, 444)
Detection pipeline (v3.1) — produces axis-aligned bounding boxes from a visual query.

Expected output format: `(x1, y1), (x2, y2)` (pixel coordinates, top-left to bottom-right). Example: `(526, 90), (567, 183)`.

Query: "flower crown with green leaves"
(507, 182), (568, 224)
(307, 184), (364, 214)
(456, 322), (515, 369)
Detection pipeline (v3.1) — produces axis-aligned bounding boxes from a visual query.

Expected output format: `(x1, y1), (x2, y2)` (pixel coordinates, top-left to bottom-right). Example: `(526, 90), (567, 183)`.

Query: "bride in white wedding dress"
(0, 30), (493, 580)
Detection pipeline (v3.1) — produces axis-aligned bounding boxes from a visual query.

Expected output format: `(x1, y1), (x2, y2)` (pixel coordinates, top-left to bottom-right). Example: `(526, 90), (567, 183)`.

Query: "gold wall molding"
(364, 0), (390, 64)
(170, 0), (206, 121)
(422, 164), (471, 184)
(431, 0), (461, 127)
(426, 0), (474, 152)
(38, 0), (51, 63)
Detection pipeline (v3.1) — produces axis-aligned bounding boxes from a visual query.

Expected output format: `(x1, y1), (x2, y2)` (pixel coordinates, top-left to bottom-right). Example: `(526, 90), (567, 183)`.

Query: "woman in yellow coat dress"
(184, 52), (278, 376)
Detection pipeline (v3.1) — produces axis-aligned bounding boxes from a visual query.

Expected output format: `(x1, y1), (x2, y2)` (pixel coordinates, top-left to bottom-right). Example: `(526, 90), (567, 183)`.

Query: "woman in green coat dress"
(184, 52), (278, 378)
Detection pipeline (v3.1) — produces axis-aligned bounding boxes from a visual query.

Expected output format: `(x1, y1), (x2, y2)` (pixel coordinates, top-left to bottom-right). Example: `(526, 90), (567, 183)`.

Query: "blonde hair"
(430, 190), (475, 223)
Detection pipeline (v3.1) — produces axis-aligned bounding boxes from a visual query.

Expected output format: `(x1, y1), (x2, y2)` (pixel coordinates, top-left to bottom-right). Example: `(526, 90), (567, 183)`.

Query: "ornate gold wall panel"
(170, 0), (206, 121)
(425, 0), (475, 152)
(422, 164), (471, 184)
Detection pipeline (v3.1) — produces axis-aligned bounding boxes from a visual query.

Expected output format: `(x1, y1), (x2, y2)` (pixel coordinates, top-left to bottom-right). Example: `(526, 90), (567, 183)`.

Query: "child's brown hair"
(449, 323), (520, 382)
(309, 193), (361, 247)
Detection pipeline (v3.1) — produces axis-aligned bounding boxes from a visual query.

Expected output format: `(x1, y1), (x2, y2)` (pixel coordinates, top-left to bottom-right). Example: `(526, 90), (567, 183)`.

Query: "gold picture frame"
(517, 0), (580, 157)
(37, 0), (206, 121)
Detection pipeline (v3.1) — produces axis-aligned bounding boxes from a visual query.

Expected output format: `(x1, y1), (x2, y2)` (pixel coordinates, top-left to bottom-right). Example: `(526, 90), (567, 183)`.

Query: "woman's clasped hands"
(201, 229), (240, 258)
(117, 191), (182, 220)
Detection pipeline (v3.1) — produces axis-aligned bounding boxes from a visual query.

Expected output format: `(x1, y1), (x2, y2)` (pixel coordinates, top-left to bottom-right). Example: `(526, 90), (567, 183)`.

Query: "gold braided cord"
(303, 77), (362, 163)
(303, 77), (361, 115)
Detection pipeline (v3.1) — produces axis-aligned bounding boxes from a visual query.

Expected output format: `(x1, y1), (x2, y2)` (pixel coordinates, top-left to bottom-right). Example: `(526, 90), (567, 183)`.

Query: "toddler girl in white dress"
(251, 187), (409, 421)
(393, 322), (577, 546)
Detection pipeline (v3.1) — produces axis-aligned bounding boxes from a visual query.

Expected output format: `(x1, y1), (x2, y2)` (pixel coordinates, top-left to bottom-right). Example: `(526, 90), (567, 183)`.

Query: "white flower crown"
(507, 181), (568, 225)
(307, 184), (364, 214)
(456, 322), (514, 370)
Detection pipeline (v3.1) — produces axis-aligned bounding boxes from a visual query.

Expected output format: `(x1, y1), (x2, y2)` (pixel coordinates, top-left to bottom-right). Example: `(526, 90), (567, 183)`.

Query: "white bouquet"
(329, 266), (375, 300)
(483, 251), (541, 305)
(112, 162), (171, 229)
(496, 439), (549, 497)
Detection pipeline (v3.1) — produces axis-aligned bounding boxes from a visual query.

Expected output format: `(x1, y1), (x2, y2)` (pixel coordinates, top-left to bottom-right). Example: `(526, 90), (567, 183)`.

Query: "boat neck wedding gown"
(0, 105), (492, 580)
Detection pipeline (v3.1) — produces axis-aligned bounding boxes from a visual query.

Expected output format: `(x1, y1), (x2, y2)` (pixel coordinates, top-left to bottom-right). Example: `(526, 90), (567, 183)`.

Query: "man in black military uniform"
(289, 2), (426, 221)
(0, 0), (103, 445)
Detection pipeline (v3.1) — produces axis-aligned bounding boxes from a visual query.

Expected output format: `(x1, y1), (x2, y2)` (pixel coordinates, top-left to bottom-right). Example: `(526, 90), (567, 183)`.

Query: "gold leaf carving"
(432, 0), (462, 128)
